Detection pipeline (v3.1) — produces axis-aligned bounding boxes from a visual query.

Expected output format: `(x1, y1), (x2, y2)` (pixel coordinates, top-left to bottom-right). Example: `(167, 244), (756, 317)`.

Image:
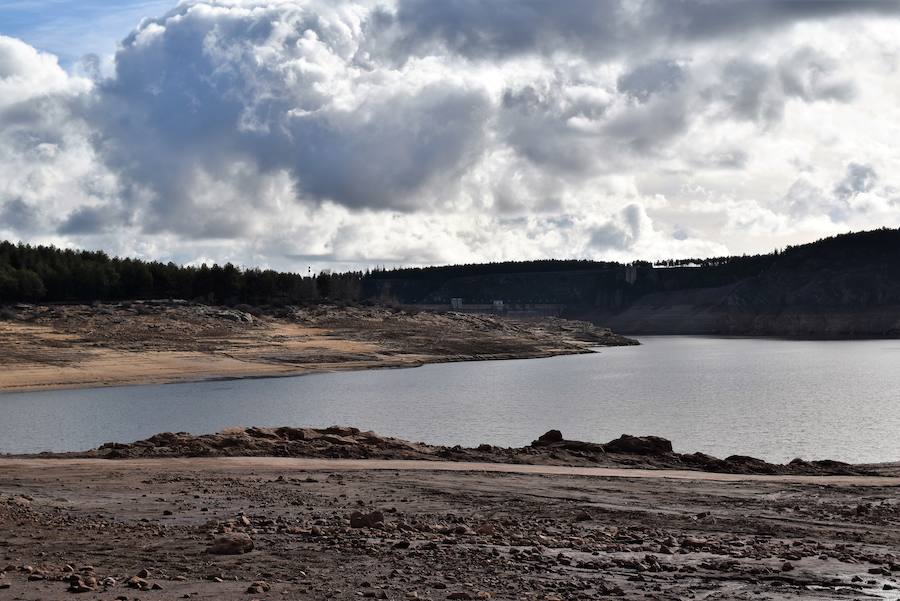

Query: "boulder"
(531, 430), (563, 446)
(603, 435), (673, 455)
(206, 533), (254, 555)
(723, 455), (778, 474)
(350, 510), (385, 528)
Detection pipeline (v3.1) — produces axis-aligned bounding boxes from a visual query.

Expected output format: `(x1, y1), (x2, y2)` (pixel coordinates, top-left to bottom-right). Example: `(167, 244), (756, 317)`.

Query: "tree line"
(3, 228), (898, 306)
(0, 241), (362, 304)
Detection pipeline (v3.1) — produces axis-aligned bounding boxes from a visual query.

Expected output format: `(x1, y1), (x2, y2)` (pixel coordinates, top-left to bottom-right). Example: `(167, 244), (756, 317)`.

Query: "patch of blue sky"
(0, 0), (178, 68)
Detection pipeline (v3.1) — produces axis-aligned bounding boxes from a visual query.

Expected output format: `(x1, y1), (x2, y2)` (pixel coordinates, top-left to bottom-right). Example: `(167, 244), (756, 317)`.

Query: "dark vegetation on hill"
(2, 228), (899, 336)
(0, 241), (361, 304)
(364, 229), (900, 306)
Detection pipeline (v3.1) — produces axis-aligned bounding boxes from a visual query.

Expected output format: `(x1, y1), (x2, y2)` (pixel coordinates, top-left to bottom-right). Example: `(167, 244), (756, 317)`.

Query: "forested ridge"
(2, 228), (899, 308)
(0, 241), (361, 304)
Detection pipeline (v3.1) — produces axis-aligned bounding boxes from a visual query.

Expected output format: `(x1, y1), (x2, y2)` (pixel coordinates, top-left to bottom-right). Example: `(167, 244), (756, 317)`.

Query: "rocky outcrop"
(71, 426), (874, 476)
(604, 434), (673, 455)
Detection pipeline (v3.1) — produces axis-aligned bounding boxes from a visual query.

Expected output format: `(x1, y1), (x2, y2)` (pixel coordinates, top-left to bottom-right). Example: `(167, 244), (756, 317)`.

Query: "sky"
(2, 0), (900, 272)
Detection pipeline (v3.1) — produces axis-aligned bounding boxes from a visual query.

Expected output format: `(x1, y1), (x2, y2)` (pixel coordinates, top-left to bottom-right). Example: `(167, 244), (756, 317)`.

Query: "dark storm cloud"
(498, 83), (604, 173)
(778, 47), (857, 103)
(380, 0), (900, 61)
(58, 205), (115, 234)
(588, 204), (644, 251)
(785, 163), (879, 223)
(0, 198), (39, 232)
(689, 149), (749, 170)
(589, 222), (631, 250)
(279, 85), (491, 211)
(712, 47), (855, 128)
(717, 59), (783, 124)
(71, 0), (878, 245)
(84, 3), (492, 238)
(603, 94), (690, 152)
(834, 163), (877, 201)
(617, 60), (685, 102)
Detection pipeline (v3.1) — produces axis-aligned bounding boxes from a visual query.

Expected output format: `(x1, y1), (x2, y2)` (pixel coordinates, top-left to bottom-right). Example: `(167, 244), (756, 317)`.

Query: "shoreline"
(13, 426), (898, 478)
(1, 303), (629, 394)
(3, 455), (899, 485)
(0, 346), (596, 394)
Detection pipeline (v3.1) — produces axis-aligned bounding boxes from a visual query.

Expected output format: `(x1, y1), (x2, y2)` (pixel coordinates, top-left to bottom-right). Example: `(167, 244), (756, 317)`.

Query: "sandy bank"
(0, 302), (635, 392)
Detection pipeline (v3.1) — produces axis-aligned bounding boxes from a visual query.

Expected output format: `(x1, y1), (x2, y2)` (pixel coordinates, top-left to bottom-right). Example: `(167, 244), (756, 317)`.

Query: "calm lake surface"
(2, 336), (899, 463)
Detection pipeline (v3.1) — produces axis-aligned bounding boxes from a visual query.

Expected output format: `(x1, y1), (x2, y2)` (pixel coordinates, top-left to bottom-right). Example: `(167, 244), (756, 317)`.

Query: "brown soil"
(1, 456), (899, 601)
(0, 302), (636, 392)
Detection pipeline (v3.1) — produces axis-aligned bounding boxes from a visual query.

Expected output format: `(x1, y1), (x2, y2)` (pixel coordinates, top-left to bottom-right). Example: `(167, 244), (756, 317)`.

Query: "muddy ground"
(1, 457), (900, 601)
(0, 302), (635, 392)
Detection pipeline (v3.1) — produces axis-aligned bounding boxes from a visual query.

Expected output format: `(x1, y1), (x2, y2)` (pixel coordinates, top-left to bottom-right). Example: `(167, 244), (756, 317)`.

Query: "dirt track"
(2, 457), (899, 600)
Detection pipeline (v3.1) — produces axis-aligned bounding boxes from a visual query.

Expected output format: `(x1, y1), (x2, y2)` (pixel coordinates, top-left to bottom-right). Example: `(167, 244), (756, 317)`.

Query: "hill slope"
(4, 229), (899, 337)
(368, 229), (900, 337)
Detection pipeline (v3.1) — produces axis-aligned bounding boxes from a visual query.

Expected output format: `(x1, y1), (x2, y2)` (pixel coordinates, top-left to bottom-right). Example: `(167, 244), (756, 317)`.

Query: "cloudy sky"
(2, 0), (900, 271)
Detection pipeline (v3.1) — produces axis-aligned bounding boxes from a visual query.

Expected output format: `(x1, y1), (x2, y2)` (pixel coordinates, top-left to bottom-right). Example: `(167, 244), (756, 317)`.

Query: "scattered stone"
(67, 574), (97, 593)
(247, 581), (271, 594)
(350, 510), (385, 529)
(126, 576), (151, 590)
(207, 533), (254, 555)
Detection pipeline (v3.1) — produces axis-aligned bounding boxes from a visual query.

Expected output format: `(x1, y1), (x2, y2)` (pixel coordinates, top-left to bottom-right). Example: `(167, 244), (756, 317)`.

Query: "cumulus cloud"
(779, 162), (895, 232)
(0, 35), (119, 244)
(2, 1), (900, 268)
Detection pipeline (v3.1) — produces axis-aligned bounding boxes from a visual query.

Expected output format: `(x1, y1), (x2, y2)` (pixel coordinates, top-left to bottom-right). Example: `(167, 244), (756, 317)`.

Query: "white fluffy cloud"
(2, 1), (900, 269)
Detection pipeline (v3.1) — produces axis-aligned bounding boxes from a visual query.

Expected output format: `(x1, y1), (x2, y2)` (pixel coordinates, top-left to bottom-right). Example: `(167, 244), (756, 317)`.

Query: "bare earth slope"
(0, 302), (635, 392)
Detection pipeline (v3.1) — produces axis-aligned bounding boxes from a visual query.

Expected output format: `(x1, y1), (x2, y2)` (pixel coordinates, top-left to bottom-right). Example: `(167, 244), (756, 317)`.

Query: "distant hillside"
(365, 229), (900, 338)
(0, 241), (360, 305)
(3, 228), (899, 337)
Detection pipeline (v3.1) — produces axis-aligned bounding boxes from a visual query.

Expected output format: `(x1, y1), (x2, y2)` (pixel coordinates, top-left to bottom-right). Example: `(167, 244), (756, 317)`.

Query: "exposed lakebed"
(2, 336), (899, 463)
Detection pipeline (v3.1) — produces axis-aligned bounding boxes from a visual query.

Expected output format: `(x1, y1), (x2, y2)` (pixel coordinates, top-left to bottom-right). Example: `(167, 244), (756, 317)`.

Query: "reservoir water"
(1, 336), (899, 463)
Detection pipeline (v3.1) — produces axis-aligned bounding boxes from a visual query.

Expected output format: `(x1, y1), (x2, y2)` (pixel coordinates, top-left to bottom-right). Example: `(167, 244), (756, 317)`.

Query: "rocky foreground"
(1, 452), (899, 601)
(30, 427), (881, 477)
